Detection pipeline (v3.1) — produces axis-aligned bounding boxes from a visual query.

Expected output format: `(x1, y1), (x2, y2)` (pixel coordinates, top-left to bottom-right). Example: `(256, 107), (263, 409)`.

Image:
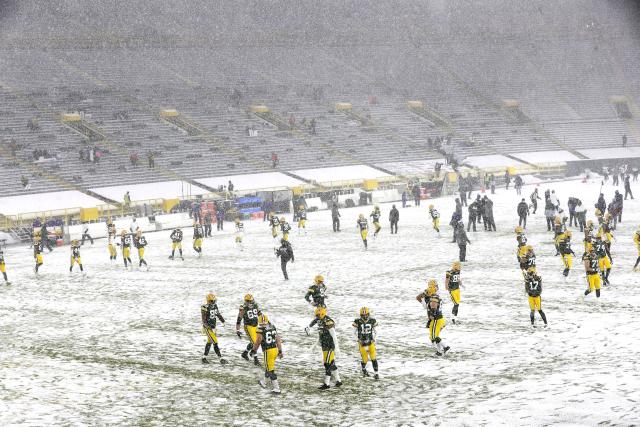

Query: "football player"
(201, 293), (228, 365)
(558, 230), (575, 277)
(119, 230), (132, 269)
(306, 307), (342, 389)
(417, 280), (449, 356)
(370, 206), (381, 237)
(280, 217), (291, 241)
(582, 246), (601, 298)
(357, 214), (369, 249)
(428, 205), (440, 235)
(69, 239), (84, 273)
(251, 313), (283, 394)
(134, 230), (149, 270)
(193, 222), (204, 256)
(0, 249), (9, 284)
(236, 294), (261, 366)
(524, 268), (548, 327)
(353, 307), (379, 379)
(445, 262), (462, 323)
(305, 275), (327, 308)
(169, 228), (184, 260)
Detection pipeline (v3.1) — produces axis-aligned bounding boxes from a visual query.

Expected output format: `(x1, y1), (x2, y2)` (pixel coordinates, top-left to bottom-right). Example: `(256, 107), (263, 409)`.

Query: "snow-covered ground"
(2, 177), (640, 426)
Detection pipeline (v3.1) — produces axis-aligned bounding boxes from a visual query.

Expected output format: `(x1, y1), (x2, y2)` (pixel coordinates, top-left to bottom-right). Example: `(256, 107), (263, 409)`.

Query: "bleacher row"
(0, 40), (637, 200)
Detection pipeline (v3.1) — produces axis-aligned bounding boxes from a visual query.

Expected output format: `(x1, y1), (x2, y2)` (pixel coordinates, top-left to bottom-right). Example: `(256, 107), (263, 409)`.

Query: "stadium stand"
(0, 0), (638, 200)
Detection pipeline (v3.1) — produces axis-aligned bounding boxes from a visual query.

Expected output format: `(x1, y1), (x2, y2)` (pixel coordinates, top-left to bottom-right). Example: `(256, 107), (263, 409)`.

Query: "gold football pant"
(428, 318), (445, 342)
(528, 296), (541, 311)
(358, 343), (377, 363)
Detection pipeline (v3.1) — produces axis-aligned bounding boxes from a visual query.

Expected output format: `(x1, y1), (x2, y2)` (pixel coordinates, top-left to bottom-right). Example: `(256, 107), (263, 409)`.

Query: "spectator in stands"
(622, 134), (627, 147)
(203, 211), (212, 237)
(401, 190), (407, 208)
(389, 205), (399, 234)
(271, 152), (279, 168)
(288, 114), (296, 129)
(94, 148), (102, 163)
(228, 180), (234, 193)
(331, 203), (341, 232)
(81, 222), (94, 245)
(27, 117), (40, 131)
(517, 198), (529, 229)
(21, 175), (30, 190)
(130, 152), (139, 167)
(412, 184), (421, 207)
(216, 204), (225, 231)
(482, 196), (496, 231)
(148, 152), (155, 169)
(310, 118), (317, 135)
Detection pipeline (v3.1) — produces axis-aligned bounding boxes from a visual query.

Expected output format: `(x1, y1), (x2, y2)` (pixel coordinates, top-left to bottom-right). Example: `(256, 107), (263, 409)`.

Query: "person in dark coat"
(482, 196), (496, 231)
(567, 197), (579, 227)
(614, 190), (624, 224)
(624, 175), (634, 200)
(215, 205), (225, 231)
(595, 193), (606, 215)
(203, 211), (212, 237)
(389, 205), (399, 234)
(514, 175), (523, 195)
(544, 197), (556, 231)
(331, 203), (341, 232)
(450, 211), (462, 242)
(475, 195), (483, 225)
(530, 188), (541, 214)
(454, 221), (471, 262)
(504, 169), (511, 190)
(401, 191), (407, 208)
(275, 239), (294, 280)
(459, 179), (467, 207)
(517, 198), (529, 228)
(455, 198), (462, 218)
(40, 223), (54, 252)
(413, 184), (421, 206)
(467, 200), (478, 232)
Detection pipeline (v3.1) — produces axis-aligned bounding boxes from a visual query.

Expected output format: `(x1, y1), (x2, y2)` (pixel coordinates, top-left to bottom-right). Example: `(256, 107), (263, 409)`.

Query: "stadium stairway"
(439, 66), (589, 160)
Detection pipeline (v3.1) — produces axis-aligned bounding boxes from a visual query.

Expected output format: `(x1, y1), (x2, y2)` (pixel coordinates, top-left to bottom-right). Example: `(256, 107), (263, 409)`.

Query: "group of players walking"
(2, 182), (640, 396)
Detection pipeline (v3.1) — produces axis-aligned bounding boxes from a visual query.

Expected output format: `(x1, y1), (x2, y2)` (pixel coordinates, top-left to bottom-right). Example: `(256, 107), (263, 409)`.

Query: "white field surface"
(2, 177), (640, 426)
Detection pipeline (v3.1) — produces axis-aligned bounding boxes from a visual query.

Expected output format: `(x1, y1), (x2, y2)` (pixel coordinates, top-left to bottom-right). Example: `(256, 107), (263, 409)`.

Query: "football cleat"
(334, 381), (343, 387)
(318, 384), (330, 390)
(201, 357), (209, 364)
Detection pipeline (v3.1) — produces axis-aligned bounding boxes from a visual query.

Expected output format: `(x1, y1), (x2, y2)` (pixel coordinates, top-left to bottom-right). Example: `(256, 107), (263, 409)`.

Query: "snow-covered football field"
(2, 177), (640, 426)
